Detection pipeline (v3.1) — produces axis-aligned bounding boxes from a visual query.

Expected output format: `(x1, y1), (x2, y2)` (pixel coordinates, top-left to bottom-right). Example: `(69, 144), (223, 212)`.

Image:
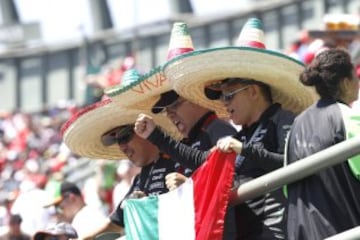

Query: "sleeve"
(207, 120), (237, 146)
(239, 110), (293, 172)
(148, 127), (210, 170)
(241, 143), (284, 172)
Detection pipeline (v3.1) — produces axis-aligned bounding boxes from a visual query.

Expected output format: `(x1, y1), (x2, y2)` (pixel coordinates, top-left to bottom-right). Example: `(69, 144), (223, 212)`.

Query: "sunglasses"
(157, 98), (186, 113)
(101, 125), (135, 146)
(220, 86), (250, 102)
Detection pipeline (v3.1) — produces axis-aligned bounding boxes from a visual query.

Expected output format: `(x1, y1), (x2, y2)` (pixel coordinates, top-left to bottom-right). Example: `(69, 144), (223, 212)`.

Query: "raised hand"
(134, 113), (156, 139)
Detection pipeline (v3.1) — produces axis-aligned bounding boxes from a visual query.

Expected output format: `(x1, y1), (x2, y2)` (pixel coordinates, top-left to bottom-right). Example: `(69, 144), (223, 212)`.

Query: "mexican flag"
(123, 149), (235, 240)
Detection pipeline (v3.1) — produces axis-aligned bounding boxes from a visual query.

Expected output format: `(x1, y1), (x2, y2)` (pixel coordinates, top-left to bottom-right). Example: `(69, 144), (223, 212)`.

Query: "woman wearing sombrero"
(135, 18), (317, 239)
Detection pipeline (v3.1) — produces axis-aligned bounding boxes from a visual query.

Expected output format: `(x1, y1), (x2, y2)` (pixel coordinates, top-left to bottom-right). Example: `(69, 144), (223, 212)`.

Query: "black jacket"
(286, 98), (360, 240)
(110, 154), (176, 227)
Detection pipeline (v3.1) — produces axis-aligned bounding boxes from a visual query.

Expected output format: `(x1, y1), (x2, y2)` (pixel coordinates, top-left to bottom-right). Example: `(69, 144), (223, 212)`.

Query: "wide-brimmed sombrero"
(105, 22), (194, 111)
(164, 18), (317, 116)
(61, 99), (181, 160)
(308, 13), (360, 41)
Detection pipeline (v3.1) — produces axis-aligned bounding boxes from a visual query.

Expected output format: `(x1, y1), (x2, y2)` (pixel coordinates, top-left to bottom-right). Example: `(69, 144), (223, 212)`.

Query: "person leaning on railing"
(285, 48), (360, 240)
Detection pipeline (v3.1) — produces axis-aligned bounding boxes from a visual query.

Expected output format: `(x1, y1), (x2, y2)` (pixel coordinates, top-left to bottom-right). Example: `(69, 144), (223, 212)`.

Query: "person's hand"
(216, 136), (243, 154)
(134, 113), (156, 139)
(165, 172), (187, 191)
(129, 190), (146, 199)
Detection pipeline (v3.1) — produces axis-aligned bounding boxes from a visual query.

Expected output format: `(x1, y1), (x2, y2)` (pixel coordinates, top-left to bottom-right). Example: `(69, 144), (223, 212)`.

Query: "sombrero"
(308, 13), (360, 40)
(164, 18), (317, 116)
(61, 99), (182, 160)
(104, 22), (194, 111)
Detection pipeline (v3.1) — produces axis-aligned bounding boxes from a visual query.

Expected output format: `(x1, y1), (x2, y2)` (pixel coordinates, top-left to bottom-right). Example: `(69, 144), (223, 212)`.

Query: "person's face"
(56, 193), (74, 222)
(219, 83), (254, 126)
(165, 97), (203, 137)
(102, 125), (157, 167)
(118, 134), (157, 167)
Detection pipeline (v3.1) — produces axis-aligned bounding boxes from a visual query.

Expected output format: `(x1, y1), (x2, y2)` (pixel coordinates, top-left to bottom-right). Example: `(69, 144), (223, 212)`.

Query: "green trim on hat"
(105, 66), (163, 97)
(164, 46), (304, 70)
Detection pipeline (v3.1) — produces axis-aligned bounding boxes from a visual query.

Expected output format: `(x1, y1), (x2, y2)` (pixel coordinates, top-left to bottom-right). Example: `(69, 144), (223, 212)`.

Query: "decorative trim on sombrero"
(236, 18), (265, 48)
(167, 22), (194, 60)
(60, 99), (111, 136)
(61, 99), (182, 160)
(105, 22), (194, 111)
(164, 46), (317, 116)
(105, 66), (167, 110)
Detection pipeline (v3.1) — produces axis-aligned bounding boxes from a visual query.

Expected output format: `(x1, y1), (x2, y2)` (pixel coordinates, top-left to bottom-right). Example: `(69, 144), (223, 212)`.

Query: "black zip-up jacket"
(110, 154), (176, 227)
(286, 98), (360, 240)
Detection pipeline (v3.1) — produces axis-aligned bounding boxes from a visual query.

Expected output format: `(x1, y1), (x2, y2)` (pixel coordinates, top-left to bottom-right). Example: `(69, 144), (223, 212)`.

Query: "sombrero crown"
(61, 99), (181, 160)
(104, 22), (194, 111)
(164, 18), (317, 115)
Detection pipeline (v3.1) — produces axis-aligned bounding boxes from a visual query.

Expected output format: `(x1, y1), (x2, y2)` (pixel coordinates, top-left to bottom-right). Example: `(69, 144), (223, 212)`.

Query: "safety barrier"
(229, 136), (360, 239)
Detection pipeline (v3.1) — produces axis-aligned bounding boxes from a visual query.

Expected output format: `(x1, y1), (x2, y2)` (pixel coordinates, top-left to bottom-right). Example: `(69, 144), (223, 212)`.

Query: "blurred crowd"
(0, 105), (140, 239)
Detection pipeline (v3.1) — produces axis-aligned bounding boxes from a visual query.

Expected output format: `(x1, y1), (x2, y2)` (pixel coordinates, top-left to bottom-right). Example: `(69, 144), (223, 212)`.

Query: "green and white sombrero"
(105, 22), (194, 111)
(61, 99), (182, 160)
(164, 18), (318, 116)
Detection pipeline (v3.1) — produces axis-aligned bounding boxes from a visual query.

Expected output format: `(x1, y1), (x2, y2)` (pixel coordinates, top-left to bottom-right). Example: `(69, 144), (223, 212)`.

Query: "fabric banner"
(123, 149), (235, 240)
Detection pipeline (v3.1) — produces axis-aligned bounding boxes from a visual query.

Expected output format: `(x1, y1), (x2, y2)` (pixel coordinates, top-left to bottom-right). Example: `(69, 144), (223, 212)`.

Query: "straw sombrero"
(61, 99), (182, 160)
(164, 18), (317, 116)
(308, 13), (360, 40)
(105, 22), (194, 111)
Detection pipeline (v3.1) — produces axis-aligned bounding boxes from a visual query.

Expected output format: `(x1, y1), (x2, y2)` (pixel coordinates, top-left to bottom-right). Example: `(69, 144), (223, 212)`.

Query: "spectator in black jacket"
(151, 90), (237, 239)
(286, 48), (360, 240)
(60, 99), (181, 239)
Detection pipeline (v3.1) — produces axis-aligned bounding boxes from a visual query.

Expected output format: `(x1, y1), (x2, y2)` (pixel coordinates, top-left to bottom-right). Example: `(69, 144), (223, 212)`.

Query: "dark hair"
(300, 48), (354, 99)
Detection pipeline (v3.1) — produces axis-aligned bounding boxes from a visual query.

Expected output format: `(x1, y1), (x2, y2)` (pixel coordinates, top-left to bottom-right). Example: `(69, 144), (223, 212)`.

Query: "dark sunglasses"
(101, 125), (135, 146)
(220, 86), (249, 102)
(159, 98), (186, 113)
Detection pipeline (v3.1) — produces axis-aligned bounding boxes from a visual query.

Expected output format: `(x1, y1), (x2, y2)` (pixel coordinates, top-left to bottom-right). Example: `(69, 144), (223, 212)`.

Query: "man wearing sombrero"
(135, 18), (317, 239)
(105, 22), (238, 239)
(60, 98), (182, 239)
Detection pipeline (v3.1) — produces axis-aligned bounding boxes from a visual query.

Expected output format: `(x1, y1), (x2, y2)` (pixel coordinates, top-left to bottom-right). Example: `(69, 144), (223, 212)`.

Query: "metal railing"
(229, 136), (360, 239)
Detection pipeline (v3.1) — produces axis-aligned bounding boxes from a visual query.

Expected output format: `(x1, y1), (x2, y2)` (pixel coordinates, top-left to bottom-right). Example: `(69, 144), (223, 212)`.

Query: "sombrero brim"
(308, 30), (360, 40)
(164, 46), (318, 116)
(105, 66), (171, 110)
(61, 99), (182, 160)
